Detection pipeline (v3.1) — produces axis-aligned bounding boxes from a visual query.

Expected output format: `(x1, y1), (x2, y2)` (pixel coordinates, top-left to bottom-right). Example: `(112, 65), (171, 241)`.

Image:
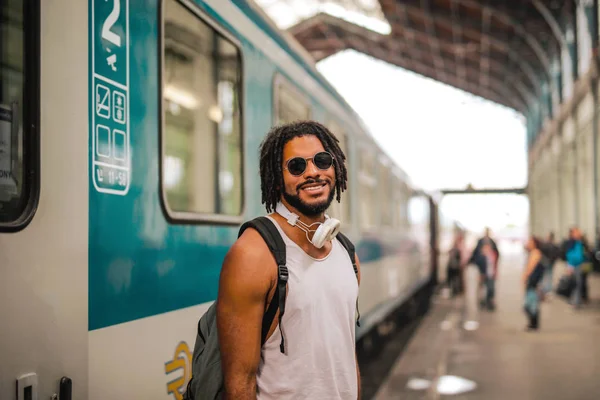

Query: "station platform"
(373, 247), (600, 400)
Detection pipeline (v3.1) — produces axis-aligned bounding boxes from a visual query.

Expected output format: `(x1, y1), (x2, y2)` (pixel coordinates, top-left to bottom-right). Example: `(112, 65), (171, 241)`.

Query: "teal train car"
(0, 0), (446, 398)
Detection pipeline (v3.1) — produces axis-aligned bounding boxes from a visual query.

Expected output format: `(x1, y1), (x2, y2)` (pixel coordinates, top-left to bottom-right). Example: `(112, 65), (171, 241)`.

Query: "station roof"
(255, 0), (573, 115)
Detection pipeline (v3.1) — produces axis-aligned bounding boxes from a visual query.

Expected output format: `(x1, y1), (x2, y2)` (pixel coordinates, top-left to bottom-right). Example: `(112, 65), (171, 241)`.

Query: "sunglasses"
(283, 151), (335, 176)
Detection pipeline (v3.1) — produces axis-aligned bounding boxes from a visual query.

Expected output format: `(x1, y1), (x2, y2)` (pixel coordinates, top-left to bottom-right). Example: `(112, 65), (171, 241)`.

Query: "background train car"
(1, 0), (442, 399)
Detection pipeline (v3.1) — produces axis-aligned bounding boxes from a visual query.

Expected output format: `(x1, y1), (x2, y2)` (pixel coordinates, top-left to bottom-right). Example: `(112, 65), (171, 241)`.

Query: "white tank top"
(256, 216), (359, 400)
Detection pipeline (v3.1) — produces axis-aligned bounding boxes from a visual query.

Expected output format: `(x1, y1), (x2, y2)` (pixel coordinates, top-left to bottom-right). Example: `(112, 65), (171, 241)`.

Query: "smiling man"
(216, 120), (361, 399)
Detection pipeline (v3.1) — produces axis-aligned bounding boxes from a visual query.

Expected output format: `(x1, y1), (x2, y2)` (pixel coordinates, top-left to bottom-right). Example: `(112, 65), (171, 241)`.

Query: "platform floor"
(373, 247), (600, 400)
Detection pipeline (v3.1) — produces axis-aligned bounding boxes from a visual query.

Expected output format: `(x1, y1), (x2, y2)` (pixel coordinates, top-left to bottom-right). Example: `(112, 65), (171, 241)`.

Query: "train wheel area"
(356, 280), (435, 400)
(360, 247), (600, 400)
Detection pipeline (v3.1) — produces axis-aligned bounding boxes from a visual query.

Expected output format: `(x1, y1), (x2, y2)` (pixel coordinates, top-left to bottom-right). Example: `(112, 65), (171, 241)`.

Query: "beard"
(282, 181), (335, 218)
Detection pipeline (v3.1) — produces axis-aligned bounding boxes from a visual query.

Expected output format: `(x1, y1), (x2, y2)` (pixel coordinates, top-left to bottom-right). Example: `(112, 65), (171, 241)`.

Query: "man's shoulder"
(216, 226), (278, 304)
(229, 223), (277, 261)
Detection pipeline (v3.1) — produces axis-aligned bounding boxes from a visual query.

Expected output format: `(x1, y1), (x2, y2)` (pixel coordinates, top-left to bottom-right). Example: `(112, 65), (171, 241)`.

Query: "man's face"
(280, 135), (336, 217)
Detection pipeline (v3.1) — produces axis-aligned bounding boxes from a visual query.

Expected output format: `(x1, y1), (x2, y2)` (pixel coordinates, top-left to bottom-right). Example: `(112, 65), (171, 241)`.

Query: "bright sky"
(317, 50), (528, 192)
(317, 51), (530, 234)
(255, 1), (531, 235)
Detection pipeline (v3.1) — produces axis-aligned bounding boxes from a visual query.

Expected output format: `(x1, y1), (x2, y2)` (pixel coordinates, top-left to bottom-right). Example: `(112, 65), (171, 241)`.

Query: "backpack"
(538, 242), (560, 265)
(183, 216), (360, 400)
(566, 241), (585, 267)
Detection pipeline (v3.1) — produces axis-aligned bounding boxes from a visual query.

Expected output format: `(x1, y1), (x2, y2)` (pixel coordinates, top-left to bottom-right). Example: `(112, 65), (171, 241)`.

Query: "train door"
(1, 0), (90, 399)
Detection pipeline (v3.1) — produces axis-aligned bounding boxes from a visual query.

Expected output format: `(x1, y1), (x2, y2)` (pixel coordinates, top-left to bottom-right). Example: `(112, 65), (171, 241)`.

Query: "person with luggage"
(469, 228), (499, 310)
(446, 233), (465, 296)
(195, 121), (361, 400)
(522, 236), (545, 331)
(482, 242), (499, 310)
(560, 227), (592, 309)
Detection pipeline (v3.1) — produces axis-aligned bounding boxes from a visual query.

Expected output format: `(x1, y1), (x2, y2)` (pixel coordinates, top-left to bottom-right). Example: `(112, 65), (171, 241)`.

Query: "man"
(216, 121), (361, 399)
(469, 227), (500, 310)
(561, 227), (591, 308)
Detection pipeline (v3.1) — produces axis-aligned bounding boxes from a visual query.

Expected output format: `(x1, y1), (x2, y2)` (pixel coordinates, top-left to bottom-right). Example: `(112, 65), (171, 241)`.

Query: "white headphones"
(275, 202), (341, 248)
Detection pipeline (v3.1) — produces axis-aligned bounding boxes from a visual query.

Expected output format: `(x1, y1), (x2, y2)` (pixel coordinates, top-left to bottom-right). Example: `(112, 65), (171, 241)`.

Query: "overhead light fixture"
(208, 105), (224, 123)
(164, 85), (199, 110)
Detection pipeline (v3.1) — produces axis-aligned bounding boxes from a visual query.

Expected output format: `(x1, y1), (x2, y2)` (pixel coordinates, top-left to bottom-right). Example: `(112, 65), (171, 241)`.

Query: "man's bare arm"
(216, 229), (275, 400)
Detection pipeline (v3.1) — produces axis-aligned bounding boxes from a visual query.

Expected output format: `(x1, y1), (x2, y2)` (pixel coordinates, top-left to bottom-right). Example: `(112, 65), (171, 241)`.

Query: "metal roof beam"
(455, 0), (553, 81)
(449, 0), (467, 81)
(420, 0), (447, 81)
(532, 0), (569, 52)
(479, 2), (491, 89)
(454, 0), (556, 113)
(441, 187), (527, 195)
(290, 12), (532, 111)
(398, 2), (542, 97)
(385, 19), (528, 89)
(496, 0), (536, 114)
(532, 0), (570, 105)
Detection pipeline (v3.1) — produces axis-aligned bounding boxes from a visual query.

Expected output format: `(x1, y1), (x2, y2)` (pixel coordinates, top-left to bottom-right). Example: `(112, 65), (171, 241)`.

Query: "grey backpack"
(183, 216), (359, 400)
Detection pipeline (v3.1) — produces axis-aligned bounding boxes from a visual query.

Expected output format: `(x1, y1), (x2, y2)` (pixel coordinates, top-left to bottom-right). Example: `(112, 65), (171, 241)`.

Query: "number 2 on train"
(102, 0), (121, 47)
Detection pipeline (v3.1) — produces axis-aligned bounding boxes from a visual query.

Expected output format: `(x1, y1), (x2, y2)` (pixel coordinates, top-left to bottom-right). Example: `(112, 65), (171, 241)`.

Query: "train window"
(397, 182), (409, 228)
(161, 0), (243, 223)
(358, 147), (376, 230)
(393, 178), (408, 229)
(392, 183), (401, 228)
(326, 119), (351, 223)
(274, 75), (311, 125)
(378, 161), (392, 226)
(0, 0), (40, 231)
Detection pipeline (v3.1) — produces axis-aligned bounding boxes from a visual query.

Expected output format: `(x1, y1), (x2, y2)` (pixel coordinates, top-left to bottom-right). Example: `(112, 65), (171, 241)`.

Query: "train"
(0, 0), (460, 399)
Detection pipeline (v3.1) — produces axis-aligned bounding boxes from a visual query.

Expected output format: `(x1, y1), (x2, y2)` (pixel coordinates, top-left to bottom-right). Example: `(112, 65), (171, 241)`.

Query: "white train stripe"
(89, 302), (212, 400)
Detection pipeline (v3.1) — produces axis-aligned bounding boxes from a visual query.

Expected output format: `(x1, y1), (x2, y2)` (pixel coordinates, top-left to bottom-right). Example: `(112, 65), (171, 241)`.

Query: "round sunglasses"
(283, 151), (335, 176)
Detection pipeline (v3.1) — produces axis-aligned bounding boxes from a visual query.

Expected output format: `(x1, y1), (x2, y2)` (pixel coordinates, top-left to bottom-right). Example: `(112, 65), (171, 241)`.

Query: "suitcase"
(556, 274), (575, 299)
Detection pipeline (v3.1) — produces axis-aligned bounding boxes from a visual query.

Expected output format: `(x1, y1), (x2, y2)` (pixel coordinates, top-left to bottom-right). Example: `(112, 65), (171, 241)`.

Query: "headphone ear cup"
(311, 218), (342, 248)
(311, 224), (328, 248)
(326, 218), (341, 239)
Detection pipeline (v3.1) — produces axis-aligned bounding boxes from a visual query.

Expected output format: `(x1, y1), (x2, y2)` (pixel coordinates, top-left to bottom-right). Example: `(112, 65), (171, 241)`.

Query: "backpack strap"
(238, 216), (288, 354)
(336, 232), (361, 327)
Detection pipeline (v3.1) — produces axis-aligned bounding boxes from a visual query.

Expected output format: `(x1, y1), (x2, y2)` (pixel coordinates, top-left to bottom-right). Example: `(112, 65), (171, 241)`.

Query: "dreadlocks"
(259, 120), (348, 213)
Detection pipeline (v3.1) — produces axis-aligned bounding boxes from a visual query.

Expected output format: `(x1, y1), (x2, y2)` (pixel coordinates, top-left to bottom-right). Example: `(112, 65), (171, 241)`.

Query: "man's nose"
(303, 159), (320, 176)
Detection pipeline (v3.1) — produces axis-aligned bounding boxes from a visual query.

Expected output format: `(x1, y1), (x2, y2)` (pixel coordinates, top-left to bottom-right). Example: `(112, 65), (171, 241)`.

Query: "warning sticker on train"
(90, 0), (130, 195)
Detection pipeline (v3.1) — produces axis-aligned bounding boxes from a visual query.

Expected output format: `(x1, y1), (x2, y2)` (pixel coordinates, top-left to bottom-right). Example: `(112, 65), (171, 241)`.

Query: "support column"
(561, 118), (577, 231)
(540, 155), (547, 236)
(556, 137), (563, 235)
(529, 184), (536, 236)
(593, 77), (599, 236)
(551, 137), (561, 236)
(527, 165), (534, 235)
(573, 123), (580, 227)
